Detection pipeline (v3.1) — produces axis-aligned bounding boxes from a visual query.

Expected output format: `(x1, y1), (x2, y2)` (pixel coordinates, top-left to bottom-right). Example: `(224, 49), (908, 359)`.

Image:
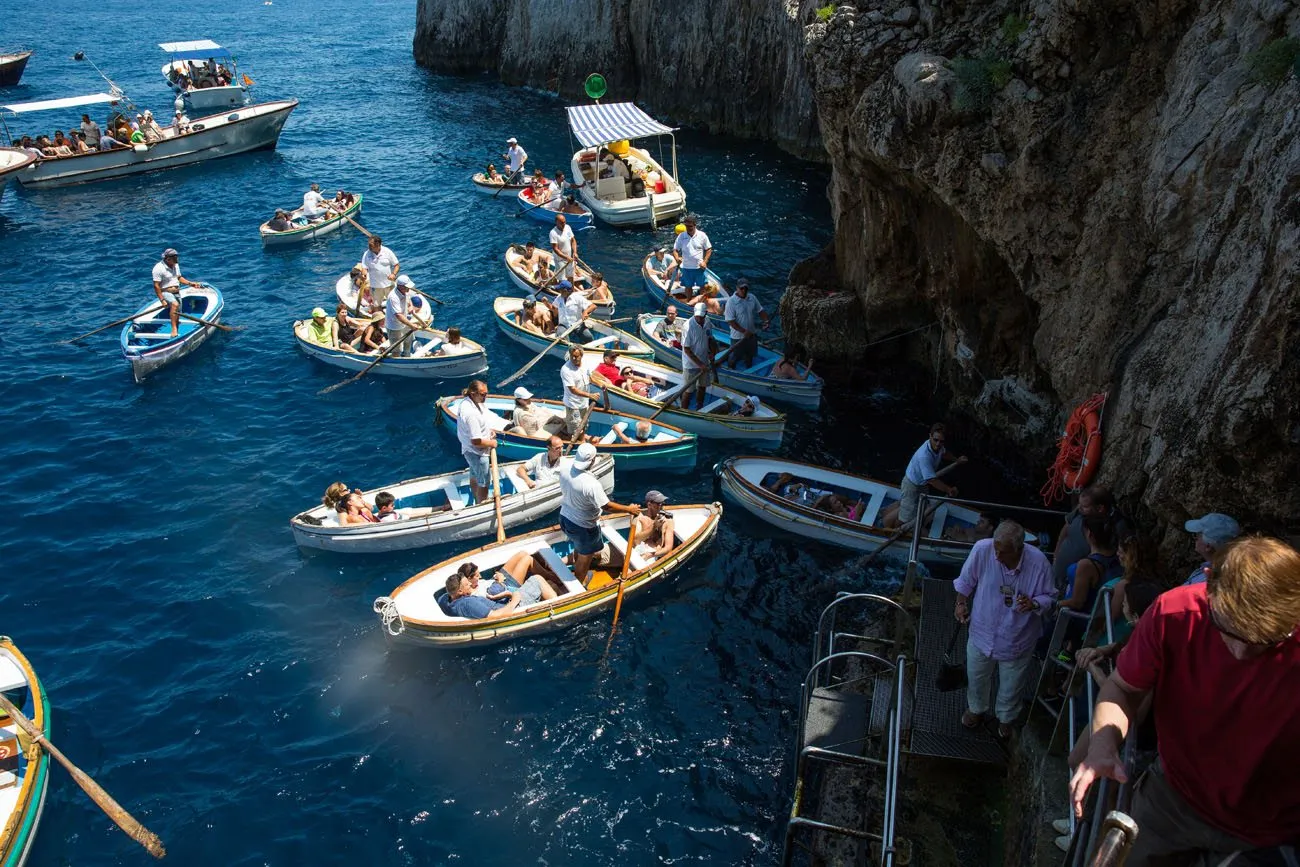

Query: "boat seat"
(440, 483), (467, 511)
(699, 397), (730, 414)
(600, 525), (649, 571)
(411, 339), (443, 358)
(534, 546), (583, 594)
(0, 658), (25, 694)
(927, 504), (951, 538)
(132, 332), (175, 340)
(598, 429), (620, 444)
(595, 175), (626, 201)
(859, 495), (884, 527)
(745, 359), (777, 376)
(650, 432), (677, 443)
(586, 335), (620, 348)
(653, 384), (685, 404)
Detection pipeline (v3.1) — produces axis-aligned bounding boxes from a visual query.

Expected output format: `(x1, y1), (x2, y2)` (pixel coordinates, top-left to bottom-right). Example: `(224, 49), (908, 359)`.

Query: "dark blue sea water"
(0, 2), (967, 864)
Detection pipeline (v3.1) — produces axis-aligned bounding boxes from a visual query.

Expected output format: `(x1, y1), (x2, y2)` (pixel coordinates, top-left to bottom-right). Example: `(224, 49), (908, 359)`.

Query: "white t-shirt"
(385, 289), (411, 332)
(559, 463), (609, 526)
(549, 224), (575, 257)
(302, 189), (327, 216)
(524, 451), (562, 483)
(456, 397), (492, 456)
(560, 360), (590, 409)
(904, 441), (945, 486)
(437, 339), (470, 356)
(506, 144), (527, 173)
(724, 292), (764, 340)
(81, 119), (101, 145)
(557, 292), (589, 329)
(673, 229), (712, 269)
(152, 260), (181, 291)
(362, 245), (399, 288)
(680, 316), (711, 370)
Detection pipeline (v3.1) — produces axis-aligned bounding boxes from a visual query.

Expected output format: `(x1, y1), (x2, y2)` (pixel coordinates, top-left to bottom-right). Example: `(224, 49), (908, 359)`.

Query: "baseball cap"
(396, 275), (415, 288)
(162, 247), (178, 258)
(573, 442), (598, 469)
(311, 307), (327, 318)
(645, 490), (668, 505)
(654, 246), (666, 254)
(736, 277), (750, 289)
(513, 386), (533, 400)
(507, 136), (518, 143)
(556, 280), (573, 291)
(1185, 513), (1240, 547)
(693, 302), (707, 317)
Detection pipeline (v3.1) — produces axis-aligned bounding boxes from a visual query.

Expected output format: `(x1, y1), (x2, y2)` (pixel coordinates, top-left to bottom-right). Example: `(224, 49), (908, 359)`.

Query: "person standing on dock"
(672, 215), (713, 294)
(503, 136), (528, 184)
(679, 303), (712, 411)
(550, 214), (578, 283)
(558, 443), (641, 587)
(1070, 536), (1300, 866)
(455, 379), (500, 506)
(151, 248), (204, 338)
(1052, 486), (1131, 592)
(954, 520), (1056, 739)
(883, 423), (967, 530)
(362, 235), (400, 307)
(723, 278), (770, 369)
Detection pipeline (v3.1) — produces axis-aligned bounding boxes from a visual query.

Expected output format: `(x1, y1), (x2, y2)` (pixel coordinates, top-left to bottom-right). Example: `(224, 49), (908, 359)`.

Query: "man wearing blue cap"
(1181, 512), (1241, 585)
(554, 280), (595, 344)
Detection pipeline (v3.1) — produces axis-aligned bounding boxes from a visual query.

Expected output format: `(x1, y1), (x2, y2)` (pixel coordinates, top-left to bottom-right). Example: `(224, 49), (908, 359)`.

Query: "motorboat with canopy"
(159, 39), (250, 113)
(566, 102), (686, 228)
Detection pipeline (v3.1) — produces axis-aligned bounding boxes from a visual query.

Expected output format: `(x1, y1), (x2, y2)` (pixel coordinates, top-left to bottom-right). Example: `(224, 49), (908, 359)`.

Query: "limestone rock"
(890, 5), (919, 25)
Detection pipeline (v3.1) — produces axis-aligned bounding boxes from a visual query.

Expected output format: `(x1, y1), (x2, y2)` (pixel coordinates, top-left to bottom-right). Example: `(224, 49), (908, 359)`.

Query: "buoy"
(1040, 393), (1106, 504)
(584, 73), (607, 101)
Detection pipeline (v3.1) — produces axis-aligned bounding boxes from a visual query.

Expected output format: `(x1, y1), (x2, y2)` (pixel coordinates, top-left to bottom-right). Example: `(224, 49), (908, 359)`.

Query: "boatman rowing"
(455, 379), (503, 505)
(883, 423), (968, 531)
(151, 247), (205, 337)
(298, 183), (329, 221)
(362, 235), (401, 306)
(550, 214), (578, 282)
(559, 442), (641, 587)
(503, 136), (528, 184)
(723, 278), (770, 369)
(672, 215), (713, 294)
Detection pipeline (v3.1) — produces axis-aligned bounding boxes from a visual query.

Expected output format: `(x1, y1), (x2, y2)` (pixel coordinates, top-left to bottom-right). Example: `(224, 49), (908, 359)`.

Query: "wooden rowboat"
(258, 193), (363, 247)
(294, 318), (487, 380)
(640, 252), (728, 314)
(638, 313), (822, 409)
(493, 297), (652, 362)
(581, 353), (786, 446)
(470, 172), (527, 195)
(503, 245), (616, 319)
(0, 52), (33, 88)
(289, 455), (614, 553)
(515, 188), (593, 229)
(0, 637), (51, 867)
(716, 456), (1023, 564)
(120, 284), (224, 383)
(434, 394), (697, 472)
(372, 503), (722, 647)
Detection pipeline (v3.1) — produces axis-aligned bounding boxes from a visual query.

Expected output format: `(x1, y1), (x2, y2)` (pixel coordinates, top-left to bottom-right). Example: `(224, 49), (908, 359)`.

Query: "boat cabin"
(159, 39), (249, 113)
(566, 102), (687, 228)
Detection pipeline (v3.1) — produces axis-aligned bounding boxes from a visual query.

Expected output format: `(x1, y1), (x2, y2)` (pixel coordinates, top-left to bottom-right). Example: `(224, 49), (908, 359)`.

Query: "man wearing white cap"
(361, 234), (401, 306)
(1181, 512), (1241, 585)
(384, 275), (422, 358)
(151, 247), (204, 337)
(503, 136), (528, 184)
(729, 395), (762, 417)
(679, 302), (713, 410)
(559, 442), (641, 585)
(724, 278), (770, 369)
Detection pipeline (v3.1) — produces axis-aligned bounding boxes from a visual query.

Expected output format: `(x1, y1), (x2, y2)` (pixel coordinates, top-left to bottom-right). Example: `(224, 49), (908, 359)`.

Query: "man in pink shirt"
(954, 520), (1056, 738)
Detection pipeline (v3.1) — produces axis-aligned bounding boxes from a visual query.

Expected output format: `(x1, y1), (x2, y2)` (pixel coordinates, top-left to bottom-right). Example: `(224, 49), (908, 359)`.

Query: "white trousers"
(965, 637), (1034, 724)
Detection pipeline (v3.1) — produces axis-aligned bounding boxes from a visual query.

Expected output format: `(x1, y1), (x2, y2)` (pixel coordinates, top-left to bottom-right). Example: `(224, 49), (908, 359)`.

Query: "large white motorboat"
(566, 102), (687, 229)
(1, 91), (296, 189)
(159, 39), (250, 114)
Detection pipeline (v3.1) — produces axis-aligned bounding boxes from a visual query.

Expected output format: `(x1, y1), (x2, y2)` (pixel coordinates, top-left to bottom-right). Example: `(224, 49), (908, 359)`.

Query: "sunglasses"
(1208, 599), (1296, 649)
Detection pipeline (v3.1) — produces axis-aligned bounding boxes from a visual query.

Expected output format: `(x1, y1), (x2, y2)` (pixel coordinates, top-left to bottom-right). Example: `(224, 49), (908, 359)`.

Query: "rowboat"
(259, 193), (363, 247)
(120, 284), (224, 383)
(581, 353), (786, 445)
(0, 52), (32, 88)
(294, 318), (486, 380)
(493, 297), (652, 362)
(566, 102), (687, 228)
(372, 503), (722, 647)
(159, 39), (250, 113)
(716, 456), (1022, 564)
(434, 394), (697, 472)
(638, 313), (822, 409)
(289, 454), (615, 553)
(0, 149), (36, 200)
(0, 637), (51, 867)
(515, 188), (593, 230)
(503, 245), (615, 319)
(470, 172), (527, 195)
(641, 252), (728, 313)
(2, 95), (296, 189)
(334, 272), (436, 319)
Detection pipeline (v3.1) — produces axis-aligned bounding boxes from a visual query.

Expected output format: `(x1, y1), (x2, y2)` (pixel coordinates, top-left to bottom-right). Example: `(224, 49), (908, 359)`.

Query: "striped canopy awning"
(566, 102), (675, 148)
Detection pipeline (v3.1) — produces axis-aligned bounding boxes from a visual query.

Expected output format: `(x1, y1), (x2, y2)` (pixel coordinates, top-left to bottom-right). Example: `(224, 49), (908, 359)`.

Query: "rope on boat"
(373, 597), (405, 636)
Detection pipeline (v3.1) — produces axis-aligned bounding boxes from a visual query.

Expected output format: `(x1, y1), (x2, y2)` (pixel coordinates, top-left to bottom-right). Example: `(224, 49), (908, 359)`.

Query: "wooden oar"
(0, 692), (166, 859)
(855, 462), (963, 568)
(609, 519), (638, 634)
(646, 343), (735, 421)
(496, 321), (581, 388)
(318, 323), (422, 395)
(340, 210), (373, 240)
(179, 312), (237, 332)
(571, 400), (597, 443)
(489, 447), (506, 543)
(59, 304), (165, 344)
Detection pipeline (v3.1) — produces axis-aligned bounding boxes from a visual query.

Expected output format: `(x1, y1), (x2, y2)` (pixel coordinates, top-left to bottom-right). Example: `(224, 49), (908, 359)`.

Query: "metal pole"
(1086, 812), (1138, 867)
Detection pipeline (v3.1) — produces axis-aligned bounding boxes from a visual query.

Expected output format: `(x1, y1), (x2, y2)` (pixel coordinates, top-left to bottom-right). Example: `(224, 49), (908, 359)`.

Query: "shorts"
(679, 267), (706, 289)
(560, 514), (603, 556)
(517, 575), (546, 606)
(898, 477), (923, 523)
(463, 450), (490, 488)
(160, 290), (181, 306)
(565, 405), (588, 433)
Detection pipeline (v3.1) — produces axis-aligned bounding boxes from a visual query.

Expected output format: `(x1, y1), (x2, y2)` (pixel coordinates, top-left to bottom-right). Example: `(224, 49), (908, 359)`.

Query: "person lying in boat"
(514, 435), (566, 489)
(516, 242), (553, 279)
(724, 395), (762, 417)
(942, 514), (996, 543)
(267, 209), (294, 232)
(610, 420), (655, 444)
(334, 491), (379, 525)
(814, 493), (864, 521)
(444, 558), (559, 619)
(434, 327), (471, 356)
(764, 472), (816, 504)
(683, 284), (725, 316)
(558, 194), (587, 216)
(648, 247), (678, 282)
(590, 350), (658, 396)
(374, 491), (403, 522)
(510, 387), (567, 438)
(771, 354), (806, 380)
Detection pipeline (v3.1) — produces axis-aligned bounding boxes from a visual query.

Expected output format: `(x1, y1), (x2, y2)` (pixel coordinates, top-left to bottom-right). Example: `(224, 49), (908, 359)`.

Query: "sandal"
(961, 710), (983, 729)
(997, 722), (1014, 739)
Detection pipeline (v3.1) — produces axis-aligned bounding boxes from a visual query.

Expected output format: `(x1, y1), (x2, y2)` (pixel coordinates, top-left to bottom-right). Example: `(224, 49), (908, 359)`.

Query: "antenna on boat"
(72, 51), (126, 101)
(584, 72), (607, 103)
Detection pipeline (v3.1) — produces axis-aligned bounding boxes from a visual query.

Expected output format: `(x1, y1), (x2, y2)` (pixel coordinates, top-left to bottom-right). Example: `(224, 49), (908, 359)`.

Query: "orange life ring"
(1062, 407), (1102, 490)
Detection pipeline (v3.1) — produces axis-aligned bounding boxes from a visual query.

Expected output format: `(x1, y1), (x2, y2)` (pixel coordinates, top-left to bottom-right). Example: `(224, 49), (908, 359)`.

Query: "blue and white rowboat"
(493, 297), (652, 362)
(515, 189), (593, 229)
(294, 319), (487, 380)
(637, 313), (822, 409)
(640, 252), (728, 314)
(120, 284), (224, 383)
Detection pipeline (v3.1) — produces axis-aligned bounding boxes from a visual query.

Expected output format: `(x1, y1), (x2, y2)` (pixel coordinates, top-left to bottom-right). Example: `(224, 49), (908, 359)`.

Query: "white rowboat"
(294, 319), (487, 380)
(503, 245), (615, 319)
(493, 297), (653, 362)
(259, 194), (363, 247)
(0, 637), (51, 867)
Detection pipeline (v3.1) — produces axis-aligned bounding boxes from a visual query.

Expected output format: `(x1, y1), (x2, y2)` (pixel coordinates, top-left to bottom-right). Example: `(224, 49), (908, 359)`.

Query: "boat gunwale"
(292, 319), (485, 371)
(492, 297), (651, 359)
(636, 313), (822, 396)
(120, 285), (223, 358)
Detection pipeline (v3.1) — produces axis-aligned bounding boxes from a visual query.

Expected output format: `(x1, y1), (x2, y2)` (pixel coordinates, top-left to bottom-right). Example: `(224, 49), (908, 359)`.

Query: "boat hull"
(294, 320), (487, 380)
(569, 148), (686, 228)
(0, 149), (37, 200)
(470, 174), (526, 195)
(493, 297), (652, 362)
(515, 189), (593, 229)
(290, 456), (615, 553)
(0, 638), (52, 867)
(0, 52), (32, 88)
(15, 100), (297, 189)
(375, 504), (722, 647)
(120, 285), (224, 383)
(260, 195), (363, 247)
(502, 247), (615, 319)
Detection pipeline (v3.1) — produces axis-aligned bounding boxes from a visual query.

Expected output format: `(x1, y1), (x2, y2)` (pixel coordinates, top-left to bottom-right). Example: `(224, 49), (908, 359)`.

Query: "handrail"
(881, 656), (908, 866)
(906, 491), (1069, 565)
(814, 593), (913, 667)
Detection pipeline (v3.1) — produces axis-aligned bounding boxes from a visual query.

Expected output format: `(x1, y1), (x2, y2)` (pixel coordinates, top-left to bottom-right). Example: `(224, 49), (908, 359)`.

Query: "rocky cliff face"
(413, 0), (823, 158)
(789, 0), (1300, 544)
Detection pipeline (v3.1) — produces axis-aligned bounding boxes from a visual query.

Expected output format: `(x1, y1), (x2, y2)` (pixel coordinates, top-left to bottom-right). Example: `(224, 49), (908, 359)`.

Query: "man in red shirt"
(590, 349), (657, 396)
(1070, 536), (1300, 864)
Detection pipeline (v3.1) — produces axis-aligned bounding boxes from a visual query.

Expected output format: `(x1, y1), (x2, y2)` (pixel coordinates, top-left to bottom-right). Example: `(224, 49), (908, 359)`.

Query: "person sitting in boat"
(514, 298), (552, 336)
(682, 283), (725, 316)
(50, 131), (75, 156)
(611, 420), (655, 445)
(335, 491), (379, 526)
(98, 130), (127, 151)
(591, 350), (658, 397)
(433, 327), (470, 356)
(172, 110), (191, 135)
(943, 514), (997, 543)
(763, 473), (813, 504)
(444, 558), (558, 619)
(140, 111), (164, 144)
(68, 131), (91, 154)
(484, 163), (503, 184)
(726, 395), (762, 417)
(335, 301), (368, 348)
(648, 247), (678, 283)
(299, 183), (329, 221)
(333, 190), (355, 210)
(374, 491), (404, 522)
(33, 135), (58, 157)
(347, 266), (378, 316)
(357, 319), (386, 354)
(514, 434), (566, 489)
(814, 493), (864, 521)
(306, 307), (356, 352)
(215, 64), (233, 86)
(771, 354), (805, 380)
(510, 387), (566, 438)
(632, 490), (676, 562)
(267, 209), (294, 232)
(584, 272), (614, 306)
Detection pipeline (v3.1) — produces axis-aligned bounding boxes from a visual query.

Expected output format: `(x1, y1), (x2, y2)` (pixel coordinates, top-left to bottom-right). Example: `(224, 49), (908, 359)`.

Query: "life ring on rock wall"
(1041, 392), (1107, 505)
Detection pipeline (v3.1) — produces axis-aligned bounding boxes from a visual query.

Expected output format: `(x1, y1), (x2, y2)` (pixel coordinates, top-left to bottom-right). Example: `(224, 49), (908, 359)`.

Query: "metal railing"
(881, 656), (909, 866)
